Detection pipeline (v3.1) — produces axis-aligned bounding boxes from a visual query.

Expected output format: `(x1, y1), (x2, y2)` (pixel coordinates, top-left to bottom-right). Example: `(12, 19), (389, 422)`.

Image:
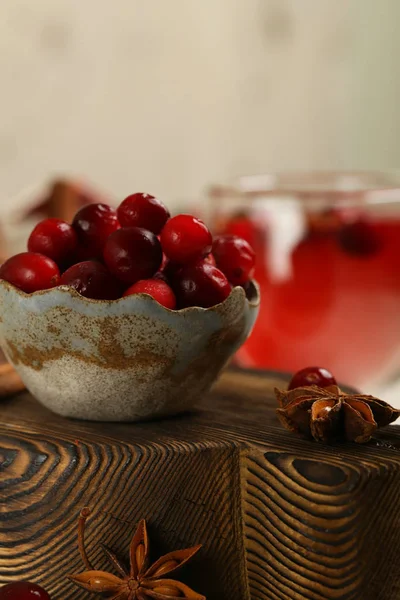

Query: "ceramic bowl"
(0, 280), (259, 421)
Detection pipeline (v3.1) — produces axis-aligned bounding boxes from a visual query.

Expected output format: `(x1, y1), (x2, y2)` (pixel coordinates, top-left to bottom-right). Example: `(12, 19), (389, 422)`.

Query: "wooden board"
(0, 368), (399, 600)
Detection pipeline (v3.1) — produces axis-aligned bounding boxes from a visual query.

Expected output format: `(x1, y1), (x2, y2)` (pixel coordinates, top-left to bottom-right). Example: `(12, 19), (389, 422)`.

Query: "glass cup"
(208, 172), (400, 392)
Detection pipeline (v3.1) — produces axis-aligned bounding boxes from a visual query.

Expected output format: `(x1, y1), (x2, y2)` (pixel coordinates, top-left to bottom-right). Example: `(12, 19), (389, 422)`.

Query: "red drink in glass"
(209, 172), (400, 389)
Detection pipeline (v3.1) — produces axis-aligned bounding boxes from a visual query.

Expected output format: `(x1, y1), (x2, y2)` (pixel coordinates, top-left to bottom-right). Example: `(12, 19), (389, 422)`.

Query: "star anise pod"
(275, 385), (400, 443)
(69, 508), (205, 599)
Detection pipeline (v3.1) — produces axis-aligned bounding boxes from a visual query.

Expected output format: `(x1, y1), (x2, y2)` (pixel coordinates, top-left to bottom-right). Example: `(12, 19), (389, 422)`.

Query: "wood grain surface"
(0, 368), (399, 600)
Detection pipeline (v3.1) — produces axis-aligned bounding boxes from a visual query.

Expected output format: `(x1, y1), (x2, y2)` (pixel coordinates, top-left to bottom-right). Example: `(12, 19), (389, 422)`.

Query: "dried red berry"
(72, 203), (120, 259)
(160, 215), (212, 264)
(288, 366), (337, 391)
(60, 260), (122, 300)
(104, 227), (162, 284)
(213, 235), (255, 285)
(28, 218), (78, 267)
(173, 262), (231, 308)
(0, 581), (51, 599)
(117, 193), (170, 234)
(123, 278), (176, 309)
(0, 252), (60, 293)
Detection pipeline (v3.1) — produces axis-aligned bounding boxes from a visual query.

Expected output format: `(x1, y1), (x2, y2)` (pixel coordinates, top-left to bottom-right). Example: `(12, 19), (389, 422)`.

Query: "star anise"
(69, 508), (205, 599)
(275, 385), (400, 443)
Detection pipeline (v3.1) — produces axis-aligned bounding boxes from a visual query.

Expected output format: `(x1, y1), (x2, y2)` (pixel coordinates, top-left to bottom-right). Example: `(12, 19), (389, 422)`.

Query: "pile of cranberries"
(0, 194), (255, 309)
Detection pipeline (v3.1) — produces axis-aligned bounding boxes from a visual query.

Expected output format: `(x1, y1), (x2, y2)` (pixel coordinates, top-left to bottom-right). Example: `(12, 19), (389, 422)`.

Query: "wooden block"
(0, 369), (399, 599)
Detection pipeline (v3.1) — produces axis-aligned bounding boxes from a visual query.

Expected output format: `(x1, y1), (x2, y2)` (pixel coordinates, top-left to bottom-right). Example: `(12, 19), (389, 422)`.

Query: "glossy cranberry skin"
(0, 581), (51, 599)
(104, 227), (162, 285)
(72, 203), (120, 259)
(0, 252), (60, 293)
(288, 366), (337, 391)
(28, 218), (78, 266)
(160, 215), (212, 264)
(173, 262), (231, 308)
(213, 235), (255, 285)
(338, 220), (382, 257)
(123, 278), (176, 309)
(118, 193), (170, 235)
(60, 261), (122, 300)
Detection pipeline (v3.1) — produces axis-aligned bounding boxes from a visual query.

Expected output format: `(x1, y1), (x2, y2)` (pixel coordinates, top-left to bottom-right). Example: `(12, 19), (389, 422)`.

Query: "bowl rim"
(0, 278), (260, 313)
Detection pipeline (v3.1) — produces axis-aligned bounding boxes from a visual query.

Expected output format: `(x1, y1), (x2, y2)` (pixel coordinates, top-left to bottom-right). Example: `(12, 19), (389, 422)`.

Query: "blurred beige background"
(1, 0), (400, 214)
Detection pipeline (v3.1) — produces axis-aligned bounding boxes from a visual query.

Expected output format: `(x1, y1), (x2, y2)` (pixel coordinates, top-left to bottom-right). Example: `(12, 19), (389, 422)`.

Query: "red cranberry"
(28, 218), (78, 266)
(288, 366), (337, 391)
(157, 249), (216, 285)
(117, 193), (170, 235)
(160, 215), (212, 264)
(0, 581), (51, 599)
(60, 261), (122, 300)
(212, 235), (255, 285)
(123, 278), (176, 309)
(104, 227), (162, 284)
(72, 203), (120, 259)
(0, 252), (60, 293)
(173, 262), (231, 308)
(338, 220), (382, 257)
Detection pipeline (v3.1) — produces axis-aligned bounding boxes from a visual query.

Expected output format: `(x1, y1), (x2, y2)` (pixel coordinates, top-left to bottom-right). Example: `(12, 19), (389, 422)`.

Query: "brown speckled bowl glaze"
(0, 280), (259, 421)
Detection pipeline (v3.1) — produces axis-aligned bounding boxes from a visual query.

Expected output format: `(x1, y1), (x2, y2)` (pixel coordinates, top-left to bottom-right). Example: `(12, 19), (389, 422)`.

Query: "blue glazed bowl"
(0, 280), (259, 421)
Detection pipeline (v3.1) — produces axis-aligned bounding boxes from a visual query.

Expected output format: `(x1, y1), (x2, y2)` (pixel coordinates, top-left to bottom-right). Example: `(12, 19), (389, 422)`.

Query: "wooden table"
(0, 369), (399, 599)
